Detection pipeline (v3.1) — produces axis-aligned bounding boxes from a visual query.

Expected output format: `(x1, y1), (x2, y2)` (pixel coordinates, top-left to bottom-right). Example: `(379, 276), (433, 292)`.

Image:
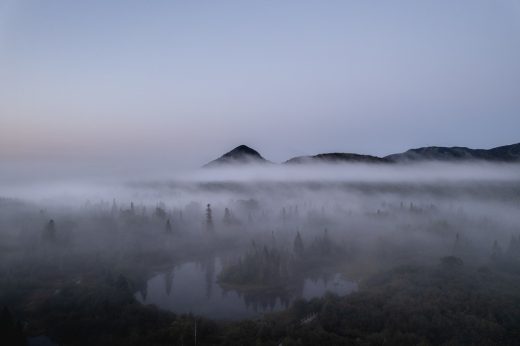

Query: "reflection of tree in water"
(204, 257), (216, 299)
(163, 268), (174, 296)
(194, 257), (216, 299)
(138, 283), (148, 301)
(221, 281), (304, 313)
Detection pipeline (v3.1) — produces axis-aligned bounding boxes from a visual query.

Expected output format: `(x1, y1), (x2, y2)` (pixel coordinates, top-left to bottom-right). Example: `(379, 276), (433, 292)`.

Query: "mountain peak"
(204, 145), (269, 167)
(222, 145), (263, 159)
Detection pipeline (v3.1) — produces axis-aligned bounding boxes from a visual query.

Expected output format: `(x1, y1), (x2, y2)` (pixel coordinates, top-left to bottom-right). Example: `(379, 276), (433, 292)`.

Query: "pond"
(135, 258), (358, 320)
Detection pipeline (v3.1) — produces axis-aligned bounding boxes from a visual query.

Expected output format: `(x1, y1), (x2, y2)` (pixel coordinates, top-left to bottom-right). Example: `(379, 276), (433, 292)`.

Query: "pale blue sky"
(1, 0), (519, 167)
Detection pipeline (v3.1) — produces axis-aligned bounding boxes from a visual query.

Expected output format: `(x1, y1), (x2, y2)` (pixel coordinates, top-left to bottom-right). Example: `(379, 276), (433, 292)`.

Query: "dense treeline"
(218, 243), (292, 288)
(218, 229), (345, 289)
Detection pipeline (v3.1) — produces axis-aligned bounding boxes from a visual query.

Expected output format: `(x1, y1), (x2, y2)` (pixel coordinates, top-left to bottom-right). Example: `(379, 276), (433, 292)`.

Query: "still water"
(136, 258), (357, 320)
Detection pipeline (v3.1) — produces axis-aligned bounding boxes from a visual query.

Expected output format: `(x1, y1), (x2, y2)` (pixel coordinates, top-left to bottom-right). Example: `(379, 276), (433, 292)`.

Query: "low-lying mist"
(2, 162), (519, 263)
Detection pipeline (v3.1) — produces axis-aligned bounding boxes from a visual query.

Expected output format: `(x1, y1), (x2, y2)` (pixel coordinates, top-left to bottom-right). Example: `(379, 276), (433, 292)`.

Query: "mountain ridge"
(204, 142), (520, 167)
(385, 142), (520, 162)
(285, 152), (391, 164)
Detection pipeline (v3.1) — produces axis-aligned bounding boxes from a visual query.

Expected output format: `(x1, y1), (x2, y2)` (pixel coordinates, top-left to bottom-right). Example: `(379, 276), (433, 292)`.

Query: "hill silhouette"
(204, 142), (520, 167)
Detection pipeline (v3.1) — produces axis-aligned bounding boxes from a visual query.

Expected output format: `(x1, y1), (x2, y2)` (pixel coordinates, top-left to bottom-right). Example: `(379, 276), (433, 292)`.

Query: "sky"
(1, 0), (519, 169)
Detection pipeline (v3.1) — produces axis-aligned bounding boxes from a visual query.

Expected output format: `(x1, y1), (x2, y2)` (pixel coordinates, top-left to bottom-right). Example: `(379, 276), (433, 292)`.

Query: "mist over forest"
(2, 1), (520, 344)
(2, 161), (520, 345)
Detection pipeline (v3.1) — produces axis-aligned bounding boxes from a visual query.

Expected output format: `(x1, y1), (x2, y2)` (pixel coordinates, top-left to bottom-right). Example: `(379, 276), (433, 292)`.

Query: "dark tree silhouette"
(293, 231), (304, 257)
(491, 240), (503, 260)
(452, 232), (460, 255)
(165, 219), (172, 234)
(155, 206), (167, 219)
(507, 234), (520, 257)
(0, 306), (26, 345)
(42, 219), (56, 242)
(111, 198), (118, 215)
(206, 204), (214, 233)
(223, 207), (232, 225)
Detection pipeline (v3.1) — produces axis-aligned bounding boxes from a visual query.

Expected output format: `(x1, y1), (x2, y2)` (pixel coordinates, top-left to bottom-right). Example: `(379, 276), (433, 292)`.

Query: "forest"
(1, 163), (520, 345)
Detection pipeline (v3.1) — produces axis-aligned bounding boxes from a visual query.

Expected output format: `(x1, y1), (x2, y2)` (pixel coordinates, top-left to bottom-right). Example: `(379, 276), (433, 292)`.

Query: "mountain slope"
(285, 153), (390, 164)
(385, 143), (520, 162)
(486, 142), (520, 161)
(204, 145), (270, 167)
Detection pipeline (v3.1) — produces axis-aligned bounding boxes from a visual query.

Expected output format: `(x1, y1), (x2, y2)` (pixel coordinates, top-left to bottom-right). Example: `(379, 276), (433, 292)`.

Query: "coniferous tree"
(42, 219), (56, 242)
(111, 198), (118, 215)
(165, 219), (172, 234)
(293, 231), (304, 257)
(452, 232), (460, 255)
(507, 234), (520, 257)
(491, 240), (503, 260)
(206, 204), (214, 233)
(155, 206), (167, 219)
(322, 228), (331, 254)
(223, 207), (232, 225)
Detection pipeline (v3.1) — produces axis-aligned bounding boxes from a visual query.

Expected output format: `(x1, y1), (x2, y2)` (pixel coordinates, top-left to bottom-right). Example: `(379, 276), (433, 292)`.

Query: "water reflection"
(164, 268), (173, 297)
(136, 258), (357, 320)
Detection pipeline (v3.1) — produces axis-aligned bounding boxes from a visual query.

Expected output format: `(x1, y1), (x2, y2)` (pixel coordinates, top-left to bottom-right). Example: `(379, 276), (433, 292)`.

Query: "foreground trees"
(9, 257), (520, 346)
(0, 307), (25, 346)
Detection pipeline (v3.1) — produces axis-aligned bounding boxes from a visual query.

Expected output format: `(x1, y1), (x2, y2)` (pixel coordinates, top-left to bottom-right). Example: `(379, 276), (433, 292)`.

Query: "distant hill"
(285, 153), (390, 164)
(204, 145), (271, 167)
(385, 143), (520, 162)
(204, 142), (520, 167)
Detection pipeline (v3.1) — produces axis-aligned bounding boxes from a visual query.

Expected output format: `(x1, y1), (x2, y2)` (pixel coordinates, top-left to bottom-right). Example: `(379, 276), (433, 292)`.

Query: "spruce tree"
(165, 219), (172, 234)
(223, 207), (232, 225)
(293, 231), (304, 257)
(42, 219), (56, 242)
(206, 204), (214, 233)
